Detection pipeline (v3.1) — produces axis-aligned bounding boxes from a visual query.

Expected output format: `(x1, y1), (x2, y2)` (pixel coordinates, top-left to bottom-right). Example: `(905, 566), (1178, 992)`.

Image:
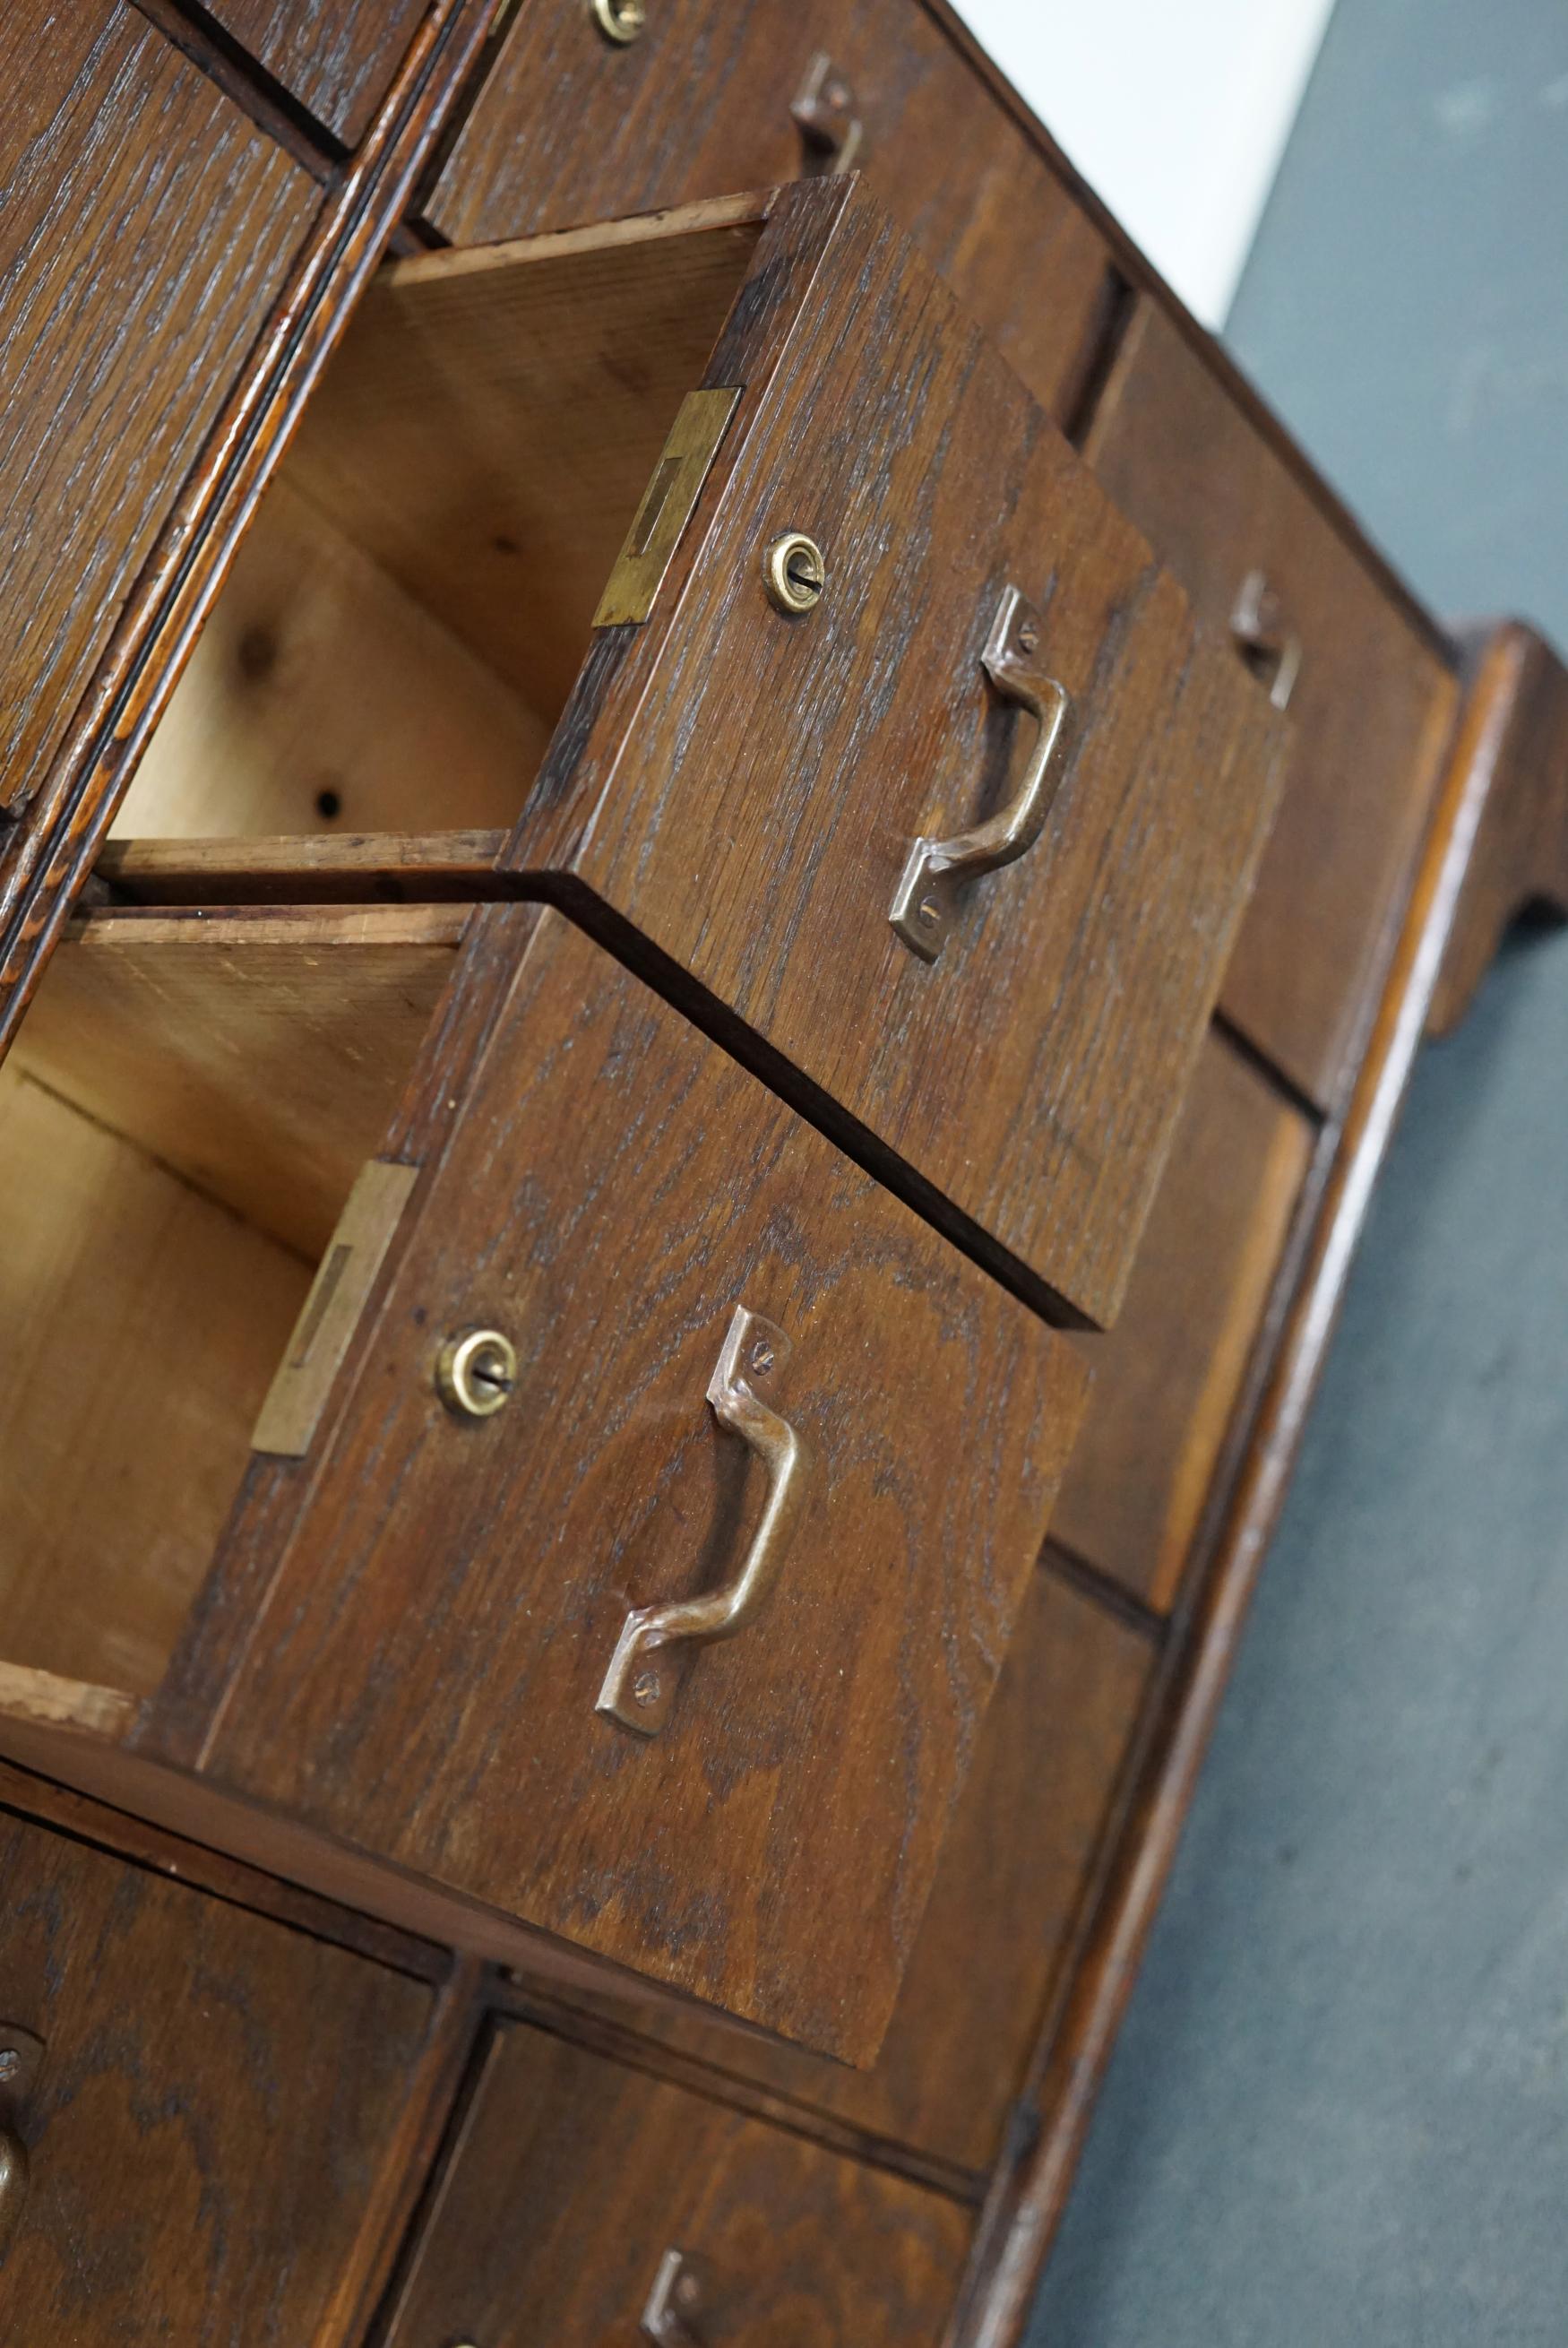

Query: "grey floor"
(1029, 3), (1568, 2342)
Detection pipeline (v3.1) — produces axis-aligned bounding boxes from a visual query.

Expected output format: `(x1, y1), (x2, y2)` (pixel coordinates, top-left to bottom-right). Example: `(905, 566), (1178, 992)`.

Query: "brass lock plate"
(593, 387), (741, 627)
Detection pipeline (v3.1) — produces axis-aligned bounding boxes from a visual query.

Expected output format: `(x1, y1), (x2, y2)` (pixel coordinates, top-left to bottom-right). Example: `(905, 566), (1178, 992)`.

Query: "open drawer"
(0, 899), (1085, 2065)
(105, 177), (1285, 1331)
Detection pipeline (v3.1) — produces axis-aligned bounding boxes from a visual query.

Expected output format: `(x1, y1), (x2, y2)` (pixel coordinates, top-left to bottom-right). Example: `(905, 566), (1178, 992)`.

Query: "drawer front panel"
(0, 3), (316, 815)
(1085, 298), (1459, 1109)
(202, 0), (427, 144)
(206, 909), (1089, 2063)
(1050, 1030), (1315, 1611)
(513, 188), (1286, 1329)
(0, 1807), (432, 2342)
(555, 1563), (1156, 2176)
(384, 2021), (973, 2348)
(426, 0), (1111, 421)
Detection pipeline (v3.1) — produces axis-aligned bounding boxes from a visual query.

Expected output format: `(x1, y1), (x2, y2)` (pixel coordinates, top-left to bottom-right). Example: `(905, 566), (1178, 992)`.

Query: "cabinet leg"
(1427, 621), (1568, 1039)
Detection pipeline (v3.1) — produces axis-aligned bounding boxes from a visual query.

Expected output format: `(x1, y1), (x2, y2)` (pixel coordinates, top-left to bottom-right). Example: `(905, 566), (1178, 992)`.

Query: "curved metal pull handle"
(642, 2248), (714, 2344)
(1231, 567), (1301, 711)
(891, 584), (1072, 963)
(792, 52), (864, 173)
(0, 2024), (43, 2266)
(598, 1307), (807, 1737)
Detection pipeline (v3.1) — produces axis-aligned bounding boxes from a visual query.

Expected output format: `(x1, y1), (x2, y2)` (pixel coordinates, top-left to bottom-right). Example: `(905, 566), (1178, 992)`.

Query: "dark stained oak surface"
(383, 2020), (975, 2348)
(202, 0), (431, 144)
(0, 2), (316, 816)
(0, 1802), (435, 2344)
(195, 909), (1089, 2063)
(1050, 1030), (1316, 1612)
(425, 0), (1112, 423)
(1085, 297), (1459, 1110)
(549, 1562), (1157, 2178)
(490, 187), (1285, 1330)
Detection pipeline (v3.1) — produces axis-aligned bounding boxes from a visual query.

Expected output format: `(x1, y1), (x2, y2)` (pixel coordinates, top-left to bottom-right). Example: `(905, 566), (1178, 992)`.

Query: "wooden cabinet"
(382, 2021), (974, 2348)
(0, 1800), (435, 2343)
(0, 1), (316, 816)
(0, 4), (1532, 2340)
(1084, 297), (1460, 1109)
(425, 0), (1112, 422)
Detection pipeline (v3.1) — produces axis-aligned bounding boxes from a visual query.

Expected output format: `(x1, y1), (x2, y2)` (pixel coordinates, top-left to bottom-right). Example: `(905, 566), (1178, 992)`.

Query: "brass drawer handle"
(597, 1307), (806, 1736)
(792, 52), (863, 173)
(0, 2024), (44, 2265)
(891, 583), (1071, 963)
(642, 2247), (713, 2344)
(1231, 567), (1301, 710)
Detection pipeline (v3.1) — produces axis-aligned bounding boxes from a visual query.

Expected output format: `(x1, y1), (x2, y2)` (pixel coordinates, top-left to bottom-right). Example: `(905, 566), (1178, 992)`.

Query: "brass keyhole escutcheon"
(590, 0), (646, 43)
(762, 531), (825, 615)
(435, 1329), (518, 1420)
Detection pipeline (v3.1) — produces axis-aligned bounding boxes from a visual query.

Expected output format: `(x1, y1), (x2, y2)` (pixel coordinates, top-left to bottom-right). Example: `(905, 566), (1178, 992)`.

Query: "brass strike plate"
(252, 1160), (419, 1457)
(592, 387), (741, 627)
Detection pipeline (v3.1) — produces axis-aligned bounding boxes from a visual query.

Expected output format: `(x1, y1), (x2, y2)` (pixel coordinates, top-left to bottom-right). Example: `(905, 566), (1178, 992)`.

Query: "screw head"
(762, 531), (826, 615)
(435, 1328), (518, 1420)
(675, 2267), (703, 2311)
(590, 0), (646, 42)
(633, 1669), (663, 1710)
(1016, 618), (1040, 653)
(0, 2050), (19, 2083)
(748, 1338), (775, 1377)
(917, 893), (942, 931)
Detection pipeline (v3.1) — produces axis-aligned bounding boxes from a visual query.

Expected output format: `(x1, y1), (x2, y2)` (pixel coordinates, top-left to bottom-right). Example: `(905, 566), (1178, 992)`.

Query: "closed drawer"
(383, 2020), (974, 2348)
(0, 1800), (435, 2341)
(264, 182), (1282, 1327)
(201, 0), (427, 143)
(0, 2), (315, 814)
(425, 0), (1112, 422)
(1049, 1030), (1315, 1611)
(1084, 297), (1460, 1109)
(2, 901), (1086, 2067)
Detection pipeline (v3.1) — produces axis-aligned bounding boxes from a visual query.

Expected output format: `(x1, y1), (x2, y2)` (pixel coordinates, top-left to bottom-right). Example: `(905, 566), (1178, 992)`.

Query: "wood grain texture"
(0, 1803), (436, 2345)
(285, 201), (764, 726)
(424, 0), (1112, 424)
(0, 0), (503, 1051)
(202, 0), (431, 144)
(0, 1063), (308, 1697)
(0, 1751), (448, 1979)
(541, 1565), (1156, 2178)
(194, 909), (1089, 2061)
(0, 2), (315, 817)
(96, 830), (510, 902)
(1426, 623), (1568, 1037)
(14, 903), (465, 1256)
(383, 2019), (974, 2348)
(115, 479), (549, 839)
(965, 624), (1495, 2348)
(499, 185), (1285, 1328)
(1084, 297), (1460, 1111)
(1050, 1031), (1315, 1612)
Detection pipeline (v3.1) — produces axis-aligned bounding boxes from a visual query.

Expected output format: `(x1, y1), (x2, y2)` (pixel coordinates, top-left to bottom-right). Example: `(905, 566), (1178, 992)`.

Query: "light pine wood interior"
(0, 903), (462, 1701)
(113, 202), (763, 851)
(0, 1060), (310, 1700)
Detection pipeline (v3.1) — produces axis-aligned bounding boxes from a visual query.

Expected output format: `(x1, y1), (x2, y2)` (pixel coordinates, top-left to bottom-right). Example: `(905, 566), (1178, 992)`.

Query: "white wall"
(952, 0), (1339, 326)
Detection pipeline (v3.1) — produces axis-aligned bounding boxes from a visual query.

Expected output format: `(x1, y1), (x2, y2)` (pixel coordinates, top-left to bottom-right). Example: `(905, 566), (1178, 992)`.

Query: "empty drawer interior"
(0, 901), (460, 1702)
(108, 205), (765, 866)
